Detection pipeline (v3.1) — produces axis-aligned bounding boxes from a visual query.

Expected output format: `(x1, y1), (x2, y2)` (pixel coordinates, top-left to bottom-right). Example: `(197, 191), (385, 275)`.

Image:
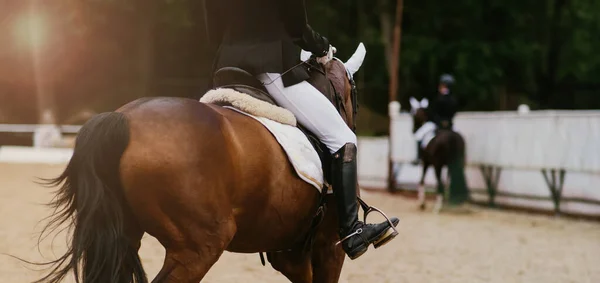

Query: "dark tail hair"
(448, 132), (469, 205)
(35, 112), (147, 283)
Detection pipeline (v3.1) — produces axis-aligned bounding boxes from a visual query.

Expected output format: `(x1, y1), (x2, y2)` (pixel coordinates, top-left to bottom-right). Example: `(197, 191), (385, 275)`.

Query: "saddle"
(212, 66), (334, 186)
(213, 67), (277, 105)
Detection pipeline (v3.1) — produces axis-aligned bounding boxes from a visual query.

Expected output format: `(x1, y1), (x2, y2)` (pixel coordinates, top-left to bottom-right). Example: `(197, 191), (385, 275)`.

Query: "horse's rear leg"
(418, 163), (430, 210)
(151, 215), (236, 283)
(433, 166), (444, 214)
(126, 179), (236, 283)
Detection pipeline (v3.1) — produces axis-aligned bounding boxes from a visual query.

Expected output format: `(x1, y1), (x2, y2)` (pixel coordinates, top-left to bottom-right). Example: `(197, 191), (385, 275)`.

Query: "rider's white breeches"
(257, 73), (357, 154)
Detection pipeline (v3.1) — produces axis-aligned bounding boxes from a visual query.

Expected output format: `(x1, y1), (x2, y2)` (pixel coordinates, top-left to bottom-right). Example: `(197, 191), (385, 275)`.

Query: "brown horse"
(34, 46), (374, 283)
(410, 98), (468, 212)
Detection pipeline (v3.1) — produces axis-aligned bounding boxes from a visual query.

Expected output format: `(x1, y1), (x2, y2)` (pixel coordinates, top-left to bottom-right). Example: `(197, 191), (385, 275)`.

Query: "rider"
(412, 74), (458, 165)
(205, 0), (398, 259)
(430, 74), (458, 129)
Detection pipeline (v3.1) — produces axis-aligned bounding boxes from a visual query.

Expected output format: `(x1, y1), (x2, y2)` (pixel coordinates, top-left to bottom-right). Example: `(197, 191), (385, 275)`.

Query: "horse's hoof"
(432, 195), (443, 214)
(419, 203), (426, 211)
(433, 203), (442, 214)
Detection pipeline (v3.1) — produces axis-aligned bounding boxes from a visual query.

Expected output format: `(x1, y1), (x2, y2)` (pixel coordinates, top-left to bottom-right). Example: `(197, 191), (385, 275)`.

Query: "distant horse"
(33, 45), (385, 283)
(409, 97), (469, 212)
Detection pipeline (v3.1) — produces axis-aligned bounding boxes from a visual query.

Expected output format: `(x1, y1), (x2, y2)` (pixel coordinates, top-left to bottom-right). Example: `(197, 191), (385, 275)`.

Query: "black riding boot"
(332, 143), (399, 260)
(411, 141), (422, 165)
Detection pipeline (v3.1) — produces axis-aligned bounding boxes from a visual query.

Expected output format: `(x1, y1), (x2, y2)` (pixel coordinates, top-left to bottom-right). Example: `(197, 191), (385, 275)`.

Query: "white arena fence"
(0, 124), (79, 164)
(0, 146), (74, 164)
(0, 124), (82, 134)
(390, 110), (600, 173)
(362, 104), (600, 217)
(2, 114), (600, 217)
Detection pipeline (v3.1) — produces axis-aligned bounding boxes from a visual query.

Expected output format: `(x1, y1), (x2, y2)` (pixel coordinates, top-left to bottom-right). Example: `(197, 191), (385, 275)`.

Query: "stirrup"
(357, 197), (399, 236)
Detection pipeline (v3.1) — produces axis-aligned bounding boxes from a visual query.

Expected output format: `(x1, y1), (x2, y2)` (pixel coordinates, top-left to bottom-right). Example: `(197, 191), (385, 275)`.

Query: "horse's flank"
(119, 97), (321, 253)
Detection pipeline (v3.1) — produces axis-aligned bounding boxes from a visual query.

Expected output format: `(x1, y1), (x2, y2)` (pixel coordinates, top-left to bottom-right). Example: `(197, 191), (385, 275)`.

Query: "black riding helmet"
(439, 74), (455, 86)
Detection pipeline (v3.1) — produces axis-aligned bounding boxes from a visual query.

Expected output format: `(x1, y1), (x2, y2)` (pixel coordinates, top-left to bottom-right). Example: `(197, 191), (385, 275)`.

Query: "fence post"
(480, 165), (502, 207)
(517, 104), (530, 115)
(388, 101), (401, 192)
(542, 169), (566, 215)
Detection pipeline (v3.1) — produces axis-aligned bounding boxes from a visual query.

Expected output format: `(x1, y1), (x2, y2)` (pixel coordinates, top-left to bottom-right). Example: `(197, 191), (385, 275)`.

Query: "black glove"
(294, 25), (330, 57)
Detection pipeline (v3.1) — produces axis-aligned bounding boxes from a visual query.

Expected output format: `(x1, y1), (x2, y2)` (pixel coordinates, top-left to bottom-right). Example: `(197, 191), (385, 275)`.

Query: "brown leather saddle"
(213, 67), (277, 105)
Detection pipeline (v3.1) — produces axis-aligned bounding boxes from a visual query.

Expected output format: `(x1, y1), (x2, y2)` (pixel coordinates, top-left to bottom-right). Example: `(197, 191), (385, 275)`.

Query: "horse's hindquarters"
(118, 98), (320, 254)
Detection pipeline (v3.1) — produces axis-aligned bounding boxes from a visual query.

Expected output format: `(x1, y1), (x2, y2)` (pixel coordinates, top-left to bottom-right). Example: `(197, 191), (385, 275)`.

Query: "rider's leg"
(257, 73), (399, 259)
(257, 73), (356, 153)
(331, 143), (399, 259)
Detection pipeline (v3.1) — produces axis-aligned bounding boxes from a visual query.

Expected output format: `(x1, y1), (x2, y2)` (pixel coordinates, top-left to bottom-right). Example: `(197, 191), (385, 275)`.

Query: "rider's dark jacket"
(430, 93), (458, 129)
(205, 0), (329, 87)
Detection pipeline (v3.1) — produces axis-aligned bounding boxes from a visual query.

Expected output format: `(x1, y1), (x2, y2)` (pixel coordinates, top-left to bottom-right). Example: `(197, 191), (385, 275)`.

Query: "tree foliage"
(0, 0), (598, 124)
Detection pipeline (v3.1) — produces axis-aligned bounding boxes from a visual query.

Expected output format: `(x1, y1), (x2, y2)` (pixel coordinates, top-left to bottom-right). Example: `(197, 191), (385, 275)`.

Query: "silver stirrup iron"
(358, 197), (399, 235)
(334, 198), (399, 246)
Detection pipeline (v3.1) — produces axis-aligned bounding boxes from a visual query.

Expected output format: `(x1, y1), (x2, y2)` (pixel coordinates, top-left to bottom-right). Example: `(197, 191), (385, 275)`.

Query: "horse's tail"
(35, 112), (147, 283)
(448, 131), (469, 205)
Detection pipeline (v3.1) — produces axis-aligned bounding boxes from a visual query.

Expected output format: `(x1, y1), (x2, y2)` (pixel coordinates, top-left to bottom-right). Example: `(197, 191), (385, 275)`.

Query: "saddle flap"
(213, 67), (276, 105)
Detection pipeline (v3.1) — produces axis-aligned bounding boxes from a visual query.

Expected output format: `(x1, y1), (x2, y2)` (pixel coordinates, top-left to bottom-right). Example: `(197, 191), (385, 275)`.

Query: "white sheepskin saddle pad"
(200, 88), (296, 126)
